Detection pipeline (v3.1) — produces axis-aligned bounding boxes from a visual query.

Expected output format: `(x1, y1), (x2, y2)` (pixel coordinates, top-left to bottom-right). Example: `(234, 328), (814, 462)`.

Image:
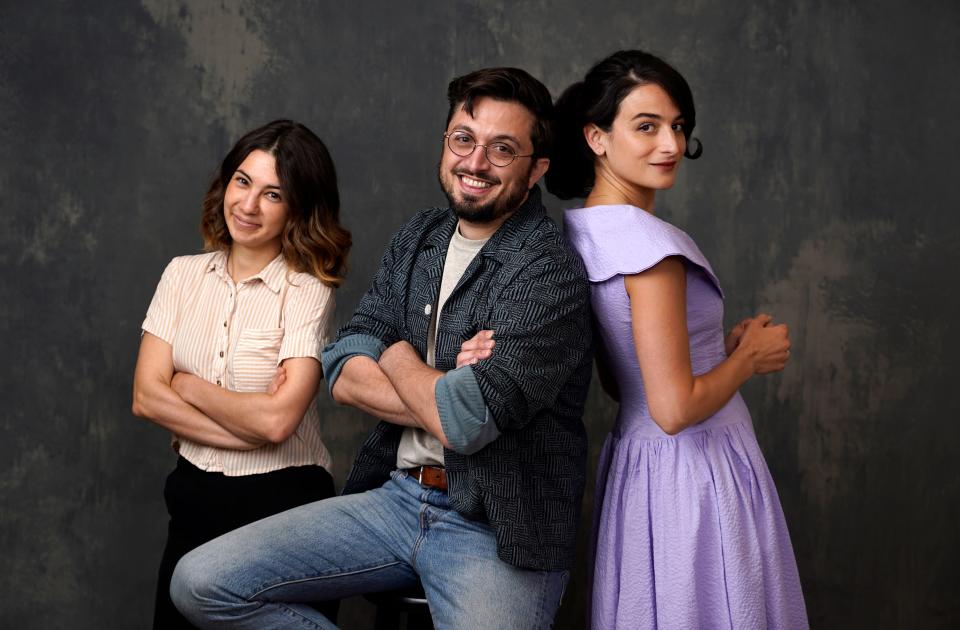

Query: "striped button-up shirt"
(142, 250), (333, 476)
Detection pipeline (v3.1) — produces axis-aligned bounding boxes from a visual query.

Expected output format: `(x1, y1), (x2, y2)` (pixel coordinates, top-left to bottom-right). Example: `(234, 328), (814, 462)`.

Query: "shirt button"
(216, 379), (221, 386)
(424, 304), (432, 315)
(223, 321), (227, 327)
(219, 351), (224, 358)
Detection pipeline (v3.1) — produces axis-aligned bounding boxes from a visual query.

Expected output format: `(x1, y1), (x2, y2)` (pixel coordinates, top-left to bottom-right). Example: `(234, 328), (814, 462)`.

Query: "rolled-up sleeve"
(320, 334), (386, 394)
(321, 225), (409, 391)
(436, 366), (499, 454)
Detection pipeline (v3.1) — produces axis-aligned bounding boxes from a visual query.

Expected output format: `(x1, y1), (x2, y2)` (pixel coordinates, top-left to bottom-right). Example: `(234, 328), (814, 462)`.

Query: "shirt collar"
(255, 254), (288, 293)
(478, 184), (547, 262)
(208, 250), (229, 279)
(207, 250), (287, 293)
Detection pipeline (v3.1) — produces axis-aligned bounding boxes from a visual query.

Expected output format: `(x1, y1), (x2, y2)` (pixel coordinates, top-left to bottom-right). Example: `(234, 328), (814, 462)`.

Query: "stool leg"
(407, 605), (434, 630)
(371, 601), (433, 630)
(373, 603), (400, 630)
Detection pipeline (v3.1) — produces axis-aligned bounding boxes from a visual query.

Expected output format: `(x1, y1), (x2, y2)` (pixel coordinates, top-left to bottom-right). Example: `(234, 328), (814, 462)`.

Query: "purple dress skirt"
(565, 205), (808, 630)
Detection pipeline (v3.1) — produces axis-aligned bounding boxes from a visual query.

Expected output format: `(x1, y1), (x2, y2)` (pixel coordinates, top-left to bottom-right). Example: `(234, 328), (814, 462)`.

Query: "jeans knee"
(169, 549), (216, 622)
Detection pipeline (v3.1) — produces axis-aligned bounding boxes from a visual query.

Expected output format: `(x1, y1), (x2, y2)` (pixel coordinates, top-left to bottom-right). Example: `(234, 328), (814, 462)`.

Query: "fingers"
(753, 314), (790, 336)
(732, 319), (750, 337)
(460, 329), (495, 350)
(758, 352), (790, 374)
(730, 318), (751, 335)
(456, 352), (486, 368)
(758, 333), (793, 373)
(459, 330), (495, 352)
(267, 366), (287, 395)
(740, 313), (796, 374)
(768, 327), (790, 356)
(456, 330), (496, 368)
(455, 346), (493, 367)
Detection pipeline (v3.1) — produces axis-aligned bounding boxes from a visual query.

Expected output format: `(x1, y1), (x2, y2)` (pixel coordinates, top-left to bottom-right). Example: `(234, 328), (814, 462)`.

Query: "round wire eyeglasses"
(443, 131), (535, 167)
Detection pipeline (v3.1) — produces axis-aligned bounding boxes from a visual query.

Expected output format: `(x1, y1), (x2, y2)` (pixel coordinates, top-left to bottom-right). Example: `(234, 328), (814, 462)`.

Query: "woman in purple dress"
(545, 50), (808, 629)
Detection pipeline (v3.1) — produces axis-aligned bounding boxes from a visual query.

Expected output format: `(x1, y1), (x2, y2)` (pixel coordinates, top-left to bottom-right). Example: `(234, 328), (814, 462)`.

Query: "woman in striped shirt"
(132, 120), (351, 629)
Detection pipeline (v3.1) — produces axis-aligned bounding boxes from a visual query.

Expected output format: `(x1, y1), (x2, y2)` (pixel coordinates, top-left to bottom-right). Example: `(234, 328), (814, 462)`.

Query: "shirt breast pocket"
(232, 328), (284, 392)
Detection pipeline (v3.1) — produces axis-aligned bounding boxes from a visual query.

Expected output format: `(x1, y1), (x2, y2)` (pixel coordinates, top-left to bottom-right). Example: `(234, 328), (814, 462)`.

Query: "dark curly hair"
(546, 50), (702, 200)
(200, 120), (351, 287)
(445, 67), (554, 158)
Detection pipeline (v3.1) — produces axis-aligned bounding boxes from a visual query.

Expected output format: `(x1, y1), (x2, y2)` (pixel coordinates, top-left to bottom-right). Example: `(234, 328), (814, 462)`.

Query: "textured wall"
(1, 1), (957, 628)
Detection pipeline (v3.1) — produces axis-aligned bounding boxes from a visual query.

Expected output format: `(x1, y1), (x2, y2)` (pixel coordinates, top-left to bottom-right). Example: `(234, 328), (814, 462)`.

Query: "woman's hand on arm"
(724, 317), (753, 356)
(626, 258), (790, 435)
(171, 357), (321, 445)
(731, 314), (791, 373)
(131, 333), (265, 450)
(267, 366), (287, 395)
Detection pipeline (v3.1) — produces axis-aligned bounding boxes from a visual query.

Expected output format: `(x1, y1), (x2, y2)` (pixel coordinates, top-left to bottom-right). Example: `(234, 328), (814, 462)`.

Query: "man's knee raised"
(169, 548), (216, 622)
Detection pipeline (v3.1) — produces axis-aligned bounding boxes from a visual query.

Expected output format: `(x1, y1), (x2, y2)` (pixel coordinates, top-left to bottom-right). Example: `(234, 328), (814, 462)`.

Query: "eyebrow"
(451, 125), (523, 147)
(236, 169), (282, 190)
(631, 112), (685, 122)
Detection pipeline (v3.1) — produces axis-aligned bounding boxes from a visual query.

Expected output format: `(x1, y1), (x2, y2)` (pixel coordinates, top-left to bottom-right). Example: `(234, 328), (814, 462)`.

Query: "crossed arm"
(324, 223), (459, 449)
(132, 332), (321, 447)
(331, 343), (452, 448)
(330, 280), (583, 454)
(326, 224), (589, 452)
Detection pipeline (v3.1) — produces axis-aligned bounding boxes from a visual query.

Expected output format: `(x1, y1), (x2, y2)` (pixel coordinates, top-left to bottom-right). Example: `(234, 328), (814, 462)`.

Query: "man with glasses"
(171, 67), (592, 629)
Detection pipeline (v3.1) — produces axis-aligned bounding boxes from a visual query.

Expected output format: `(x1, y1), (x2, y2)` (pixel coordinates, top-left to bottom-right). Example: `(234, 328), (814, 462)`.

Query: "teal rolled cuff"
(320, 334), (387, 395)
(436, 366), (499, 455)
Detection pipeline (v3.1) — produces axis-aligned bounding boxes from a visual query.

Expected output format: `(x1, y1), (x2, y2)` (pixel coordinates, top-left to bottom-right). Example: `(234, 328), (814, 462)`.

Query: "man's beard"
(439, 165), (532, 224)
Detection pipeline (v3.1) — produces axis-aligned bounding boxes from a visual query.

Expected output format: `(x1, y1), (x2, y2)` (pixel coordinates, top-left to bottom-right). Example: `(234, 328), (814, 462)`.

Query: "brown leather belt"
(405, 465), (447, 491)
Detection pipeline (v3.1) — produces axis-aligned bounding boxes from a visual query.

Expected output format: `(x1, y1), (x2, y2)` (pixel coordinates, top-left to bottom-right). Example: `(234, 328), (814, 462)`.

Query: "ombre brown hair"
(200, 120), (351, 287)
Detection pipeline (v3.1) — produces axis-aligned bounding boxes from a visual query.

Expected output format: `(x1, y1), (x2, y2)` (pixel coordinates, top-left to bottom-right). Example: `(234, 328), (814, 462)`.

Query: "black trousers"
(153, 456), (338, 629)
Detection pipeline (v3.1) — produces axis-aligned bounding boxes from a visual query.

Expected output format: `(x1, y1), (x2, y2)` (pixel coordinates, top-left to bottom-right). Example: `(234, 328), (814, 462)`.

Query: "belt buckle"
(409, 465), (445, 491)
(414, 467), (428, 485)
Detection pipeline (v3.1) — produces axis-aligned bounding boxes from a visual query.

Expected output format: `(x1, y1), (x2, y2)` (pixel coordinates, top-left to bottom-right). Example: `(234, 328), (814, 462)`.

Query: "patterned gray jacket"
(334, 186), (592, 572)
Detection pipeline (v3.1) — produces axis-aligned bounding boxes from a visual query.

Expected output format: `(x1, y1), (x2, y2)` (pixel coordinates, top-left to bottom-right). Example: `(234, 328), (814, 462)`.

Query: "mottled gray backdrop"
(1, 1), (957, 628)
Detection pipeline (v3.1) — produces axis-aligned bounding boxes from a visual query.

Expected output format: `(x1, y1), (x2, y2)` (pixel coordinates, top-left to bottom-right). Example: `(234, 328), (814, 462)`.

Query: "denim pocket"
(540, 568), (570, 628)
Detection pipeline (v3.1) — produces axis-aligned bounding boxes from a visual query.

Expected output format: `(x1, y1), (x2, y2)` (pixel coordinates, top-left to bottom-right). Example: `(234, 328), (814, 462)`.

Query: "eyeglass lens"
(446, 133), (516, 167)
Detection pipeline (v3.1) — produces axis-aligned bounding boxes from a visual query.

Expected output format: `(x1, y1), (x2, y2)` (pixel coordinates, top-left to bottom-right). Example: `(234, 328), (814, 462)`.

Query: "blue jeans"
(171, 470), (569, 629)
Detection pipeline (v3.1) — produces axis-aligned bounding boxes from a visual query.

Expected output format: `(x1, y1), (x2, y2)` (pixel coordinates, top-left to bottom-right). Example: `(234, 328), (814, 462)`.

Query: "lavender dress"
(565, 205), (808, 630)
